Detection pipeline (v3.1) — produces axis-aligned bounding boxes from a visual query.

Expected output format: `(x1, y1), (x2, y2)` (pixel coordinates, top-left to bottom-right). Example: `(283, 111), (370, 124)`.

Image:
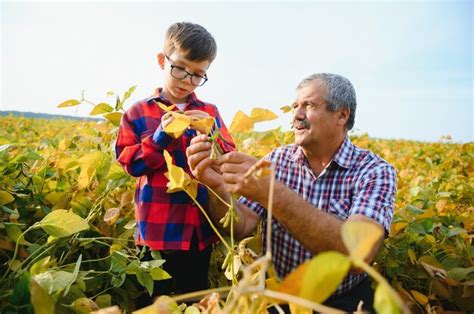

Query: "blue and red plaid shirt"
(115, 88), (235, 251)
(240, 136), (397, 295)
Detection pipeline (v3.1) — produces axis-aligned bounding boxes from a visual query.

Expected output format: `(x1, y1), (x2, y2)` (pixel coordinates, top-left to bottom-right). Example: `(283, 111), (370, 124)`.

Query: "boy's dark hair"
(164, 22), (217, 62)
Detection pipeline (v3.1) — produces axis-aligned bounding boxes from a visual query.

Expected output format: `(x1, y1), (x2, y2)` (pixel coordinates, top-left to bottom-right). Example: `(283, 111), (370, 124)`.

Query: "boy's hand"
(161, 112), (174, 129)
(186, 134), (223, 189)
(185, 110), (211, 134)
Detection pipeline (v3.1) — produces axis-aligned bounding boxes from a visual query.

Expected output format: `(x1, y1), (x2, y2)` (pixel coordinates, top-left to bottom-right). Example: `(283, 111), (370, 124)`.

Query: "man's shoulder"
(266, 145), (299, 162)
(351, 142), (396, 174)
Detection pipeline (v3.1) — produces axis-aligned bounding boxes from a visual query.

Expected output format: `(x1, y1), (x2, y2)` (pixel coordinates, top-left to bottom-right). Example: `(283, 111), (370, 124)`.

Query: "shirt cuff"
(152, 125), (172, 147)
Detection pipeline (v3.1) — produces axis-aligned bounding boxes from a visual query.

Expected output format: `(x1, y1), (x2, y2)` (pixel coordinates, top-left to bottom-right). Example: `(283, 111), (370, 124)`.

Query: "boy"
(115, 22), (235, 302)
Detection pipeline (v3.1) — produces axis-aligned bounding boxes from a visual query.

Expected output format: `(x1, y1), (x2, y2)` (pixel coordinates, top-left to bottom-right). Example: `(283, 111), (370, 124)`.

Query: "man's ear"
(337, 107), (350, 127)
(157, 53), (165, 70)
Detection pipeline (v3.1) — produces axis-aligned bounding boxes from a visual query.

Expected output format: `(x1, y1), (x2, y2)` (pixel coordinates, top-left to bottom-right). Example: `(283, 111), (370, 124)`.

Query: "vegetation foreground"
(0, 106), (472, 313)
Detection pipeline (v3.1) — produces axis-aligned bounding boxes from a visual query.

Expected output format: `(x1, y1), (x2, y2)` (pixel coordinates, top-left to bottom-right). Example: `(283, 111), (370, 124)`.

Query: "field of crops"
(0, 105), (472, 313)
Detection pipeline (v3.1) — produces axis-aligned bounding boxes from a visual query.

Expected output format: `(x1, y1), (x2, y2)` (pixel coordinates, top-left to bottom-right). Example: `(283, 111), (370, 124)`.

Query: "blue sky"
(1, 1), (473, 142)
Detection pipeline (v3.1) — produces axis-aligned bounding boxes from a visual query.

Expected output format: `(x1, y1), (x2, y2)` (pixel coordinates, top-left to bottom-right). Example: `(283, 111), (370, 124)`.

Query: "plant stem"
(353, 258), (407, 312)
(186, 191), (231, 252)
(262, 290), (344, 314)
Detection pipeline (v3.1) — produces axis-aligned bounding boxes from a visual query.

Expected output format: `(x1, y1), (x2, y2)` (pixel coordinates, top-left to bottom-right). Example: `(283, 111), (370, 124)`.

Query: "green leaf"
(37, 209), (89, 238)
(30, 278), (56, 314)
(300, 251), (351, 303)
(5, 222), (32, 245)
(447, 227), (467, 237)
(407, 205), (424, 215)
(111, 251), (128, 273)
(58, 99), (80, 108)
(374, 283), (402, 314)
(9, 271), (31, 306)
(148, 267), (171, 281)
(34, 270), (75, 294)
(89, 103), (114, 116)
(135, 268), (154, 296)
(0, 190), (15, 206)
(448, 267), (474, 281)
(95, 294), (112, 308)
(103, 112), (122, 126)
(63, 254), (82, 297)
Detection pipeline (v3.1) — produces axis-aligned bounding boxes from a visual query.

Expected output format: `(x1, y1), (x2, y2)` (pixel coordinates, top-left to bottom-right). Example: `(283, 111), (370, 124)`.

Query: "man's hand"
(218, 152), (270, 205)
(186, 134), (223, 189)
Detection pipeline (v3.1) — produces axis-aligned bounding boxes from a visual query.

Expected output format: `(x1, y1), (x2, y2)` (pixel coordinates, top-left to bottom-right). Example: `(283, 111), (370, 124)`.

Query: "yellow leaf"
(408, 249), (416, 265)
(163, 150), (196, 198)
(229, 111), (254, 133)
(374, 283), (402, 314)
(0, 190), (15, 206)
(300, 252), (351, 303)
(190, 116), (215, 135)
(164, 112), (191, 138)
(38, 209), (89, 238)
(104, 208), (121, 225)
(276, 262), (309, 296)
(57, 99), (80, 108)
(78, 165), (96, 190)
(435, 199), (448, 212)
(250, 107), (278, 123)
(103, 112), (122, 126)
(89, 103), (114, 116)
(30, 278), (56, 314)
(280, 105), (292, 113)
(341, 220), (384, 261)
(157, 102), (176, 112)
(410, 290), (429, 305)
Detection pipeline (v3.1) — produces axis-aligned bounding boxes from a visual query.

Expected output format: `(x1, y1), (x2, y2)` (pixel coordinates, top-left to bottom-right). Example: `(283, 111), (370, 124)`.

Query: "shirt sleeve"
(350, 162), (397, 233)
(115, 106), (174, 177)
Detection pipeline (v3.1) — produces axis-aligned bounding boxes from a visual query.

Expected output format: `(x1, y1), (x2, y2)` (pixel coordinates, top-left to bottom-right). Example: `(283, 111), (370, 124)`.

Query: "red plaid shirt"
(240, 137), (396, 295)
(115, 88), (235, 251)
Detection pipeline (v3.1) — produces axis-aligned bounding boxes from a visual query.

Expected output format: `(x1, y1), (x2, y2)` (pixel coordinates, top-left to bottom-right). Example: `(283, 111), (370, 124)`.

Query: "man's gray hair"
(297, 73), (357, 130)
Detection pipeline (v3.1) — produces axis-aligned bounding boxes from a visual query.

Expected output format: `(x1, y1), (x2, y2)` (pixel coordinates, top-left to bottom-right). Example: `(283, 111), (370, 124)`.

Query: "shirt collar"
(331, 136), (355, 169)
(289, 136), (355, 169)
(146, 88), (204, 108)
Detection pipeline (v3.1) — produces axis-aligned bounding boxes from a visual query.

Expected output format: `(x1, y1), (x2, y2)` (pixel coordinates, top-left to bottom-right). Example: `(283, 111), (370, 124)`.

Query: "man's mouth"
(292, 119), (310, 130)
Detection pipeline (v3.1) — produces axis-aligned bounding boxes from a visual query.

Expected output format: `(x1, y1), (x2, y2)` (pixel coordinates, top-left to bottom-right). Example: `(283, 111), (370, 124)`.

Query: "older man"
(186, 73), (397, 312)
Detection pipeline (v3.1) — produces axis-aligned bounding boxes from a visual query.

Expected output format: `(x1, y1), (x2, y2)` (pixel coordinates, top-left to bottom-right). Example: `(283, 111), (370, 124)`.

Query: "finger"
(219, 152), (255, 164)
(186, 141), (212, 160)
(190, 134), (210, 145)
(193, 155), (217, 178)
(187, 148), (211, 171)
(220, 162), (251, 175)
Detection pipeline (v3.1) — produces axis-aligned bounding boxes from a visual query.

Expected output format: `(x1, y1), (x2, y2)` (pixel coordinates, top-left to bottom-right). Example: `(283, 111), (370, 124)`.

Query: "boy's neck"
(160, 88), (189, 105)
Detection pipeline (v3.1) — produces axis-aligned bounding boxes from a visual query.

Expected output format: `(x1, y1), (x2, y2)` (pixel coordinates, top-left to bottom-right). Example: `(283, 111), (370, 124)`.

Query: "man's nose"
(293, 105), (306, 119)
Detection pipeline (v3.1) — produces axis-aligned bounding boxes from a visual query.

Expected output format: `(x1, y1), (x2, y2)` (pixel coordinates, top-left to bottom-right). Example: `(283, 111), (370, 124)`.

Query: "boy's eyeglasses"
(165, 55), (208, 86)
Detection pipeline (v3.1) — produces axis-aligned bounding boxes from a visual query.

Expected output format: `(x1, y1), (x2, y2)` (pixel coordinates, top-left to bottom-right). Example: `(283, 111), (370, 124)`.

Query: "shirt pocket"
(327, 198), (351, 220)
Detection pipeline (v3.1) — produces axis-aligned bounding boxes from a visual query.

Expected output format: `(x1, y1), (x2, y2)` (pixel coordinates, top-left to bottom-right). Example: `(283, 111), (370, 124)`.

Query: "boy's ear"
(157, 53), (165, 70)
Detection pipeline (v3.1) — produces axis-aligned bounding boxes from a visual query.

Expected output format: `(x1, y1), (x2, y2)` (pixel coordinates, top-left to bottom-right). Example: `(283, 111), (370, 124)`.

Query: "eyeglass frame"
(165, 55), (209, 86)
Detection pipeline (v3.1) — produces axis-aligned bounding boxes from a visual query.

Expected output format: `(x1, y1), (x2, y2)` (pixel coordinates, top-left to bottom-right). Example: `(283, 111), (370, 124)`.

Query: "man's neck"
(303, 133), (346, 176)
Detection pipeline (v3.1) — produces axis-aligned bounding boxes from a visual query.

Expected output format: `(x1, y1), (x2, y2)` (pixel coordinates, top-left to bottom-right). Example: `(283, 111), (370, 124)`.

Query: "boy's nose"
(181, 74), (193, 84)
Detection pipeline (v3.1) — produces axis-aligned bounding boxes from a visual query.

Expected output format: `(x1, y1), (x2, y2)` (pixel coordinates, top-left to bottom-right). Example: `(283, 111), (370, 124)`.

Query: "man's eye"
(306, 103), (315, 108)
